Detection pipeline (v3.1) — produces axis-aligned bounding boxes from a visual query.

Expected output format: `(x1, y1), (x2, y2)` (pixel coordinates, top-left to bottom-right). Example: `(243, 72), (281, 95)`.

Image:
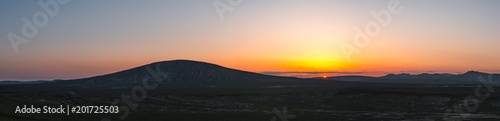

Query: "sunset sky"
(1, 0), (500, 81)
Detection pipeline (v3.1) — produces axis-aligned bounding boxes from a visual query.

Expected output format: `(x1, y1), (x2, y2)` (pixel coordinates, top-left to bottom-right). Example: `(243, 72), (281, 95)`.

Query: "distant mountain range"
(319, 71), (500, 84)
(0, 80), (48, 85)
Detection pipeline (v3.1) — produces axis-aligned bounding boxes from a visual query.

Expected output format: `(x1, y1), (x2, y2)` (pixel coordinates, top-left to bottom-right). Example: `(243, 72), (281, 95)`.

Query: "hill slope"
(61, 60), (317, 87)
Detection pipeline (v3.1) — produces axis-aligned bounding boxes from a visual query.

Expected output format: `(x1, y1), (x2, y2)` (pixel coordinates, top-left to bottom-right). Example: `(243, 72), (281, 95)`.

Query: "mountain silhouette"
(326, 71), (500, 84)
(60, 60), (318, 87)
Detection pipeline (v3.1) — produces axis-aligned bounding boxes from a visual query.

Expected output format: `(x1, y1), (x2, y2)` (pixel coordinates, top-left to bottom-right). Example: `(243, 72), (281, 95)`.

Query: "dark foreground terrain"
(1, 60), (500, 121)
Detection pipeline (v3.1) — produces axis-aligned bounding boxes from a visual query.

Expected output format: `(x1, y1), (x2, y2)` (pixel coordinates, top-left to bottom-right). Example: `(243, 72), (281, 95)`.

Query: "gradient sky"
(1, 0), (500, 80)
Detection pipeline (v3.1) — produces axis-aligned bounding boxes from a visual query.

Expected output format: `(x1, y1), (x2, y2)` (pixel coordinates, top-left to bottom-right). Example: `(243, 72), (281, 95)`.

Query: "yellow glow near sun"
(283, 57), (344, 72)
(276, 38), (350, 72)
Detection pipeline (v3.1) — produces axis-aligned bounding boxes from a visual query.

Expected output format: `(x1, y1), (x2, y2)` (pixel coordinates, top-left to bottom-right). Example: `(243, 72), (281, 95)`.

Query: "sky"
(1, 0), (500, 81)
